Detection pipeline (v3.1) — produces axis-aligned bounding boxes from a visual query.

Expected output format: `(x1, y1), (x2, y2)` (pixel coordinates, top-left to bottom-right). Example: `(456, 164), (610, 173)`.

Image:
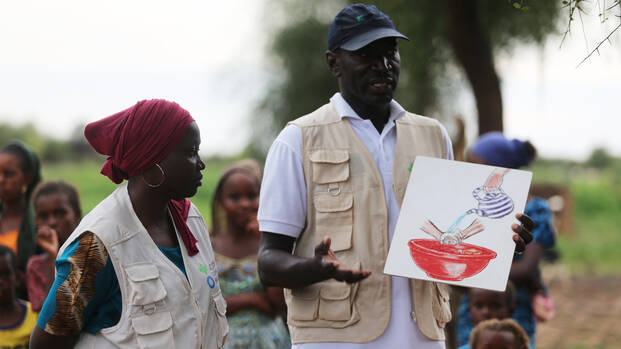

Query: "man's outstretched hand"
(314, 237), (371, 284)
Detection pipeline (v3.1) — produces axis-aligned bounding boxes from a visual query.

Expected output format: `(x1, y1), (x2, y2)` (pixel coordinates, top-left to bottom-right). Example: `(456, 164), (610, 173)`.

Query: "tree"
(252, 0), (560, 154)
(586, 147), (613, 169)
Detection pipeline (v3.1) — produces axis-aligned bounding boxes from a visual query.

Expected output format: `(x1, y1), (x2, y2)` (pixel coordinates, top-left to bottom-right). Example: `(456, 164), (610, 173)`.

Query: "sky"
(0, 1), (619, 160)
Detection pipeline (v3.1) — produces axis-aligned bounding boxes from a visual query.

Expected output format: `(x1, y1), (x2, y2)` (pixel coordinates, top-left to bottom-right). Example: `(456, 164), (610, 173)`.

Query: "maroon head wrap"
(84, 99), (200, 256)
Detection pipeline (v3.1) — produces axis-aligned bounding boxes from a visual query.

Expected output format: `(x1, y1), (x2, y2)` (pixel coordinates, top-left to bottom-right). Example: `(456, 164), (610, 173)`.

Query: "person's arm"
(26, 227), (59, 311)
(509, 242), (543, 288)
(266, 286), (287, 315)
(30, 327), (77, 349)
(30, 232), (111, 349)
(258, 232), (370, 289)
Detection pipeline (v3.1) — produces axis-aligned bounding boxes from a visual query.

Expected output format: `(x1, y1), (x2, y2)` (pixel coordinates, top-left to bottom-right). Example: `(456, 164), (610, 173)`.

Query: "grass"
(530, 162), (621, 275)
(40, 158), (236, 226)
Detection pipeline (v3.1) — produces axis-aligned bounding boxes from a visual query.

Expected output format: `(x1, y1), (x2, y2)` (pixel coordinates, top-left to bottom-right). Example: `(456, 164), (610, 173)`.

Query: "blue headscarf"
(470, 132), (532, 169)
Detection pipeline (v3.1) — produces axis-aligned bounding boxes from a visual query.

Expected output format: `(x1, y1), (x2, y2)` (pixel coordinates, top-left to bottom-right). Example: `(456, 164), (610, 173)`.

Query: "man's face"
(333, 37), (400, 110)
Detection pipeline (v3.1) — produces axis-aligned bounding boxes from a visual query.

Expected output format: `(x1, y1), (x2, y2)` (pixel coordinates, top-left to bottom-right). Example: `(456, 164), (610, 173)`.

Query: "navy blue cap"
(328, 3), (409, 51)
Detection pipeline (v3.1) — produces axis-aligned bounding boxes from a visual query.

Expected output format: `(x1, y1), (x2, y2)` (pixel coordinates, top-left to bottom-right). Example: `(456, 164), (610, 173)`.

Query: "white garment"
(60, 183), (228, 349)
(258, 93), (453, 348)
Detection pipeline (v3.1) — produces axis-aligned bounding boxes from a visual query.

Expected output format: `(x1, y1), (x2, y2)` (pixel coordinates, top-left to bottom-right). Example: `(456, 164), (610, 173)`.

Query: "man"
(257, 4), (533, 348)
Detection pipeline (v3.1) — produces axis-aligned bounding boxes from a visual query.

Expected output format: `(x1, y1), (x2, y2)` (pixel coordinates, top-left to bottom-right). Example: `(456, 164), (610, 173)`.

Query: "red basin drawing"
(408, 239), (497, 281)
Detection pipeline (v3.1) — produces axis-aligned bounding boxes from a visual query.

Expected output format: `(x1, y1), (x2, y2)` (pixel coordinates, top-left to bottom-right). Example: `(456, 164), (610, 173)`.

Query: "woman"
(211, 160), (290, 349)
(457, 132), (555, 347)
(0, 141), (41, 274)
(30, 99), (229, 349)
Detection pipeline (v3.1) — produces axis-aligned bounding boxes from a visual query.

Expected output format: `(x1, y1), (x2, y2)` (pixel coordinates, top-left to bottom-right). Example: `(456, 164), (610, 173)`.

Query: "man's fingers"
(517, 213), (535, 232)
(332, 267), (371, 283)
(512, 233), (526, 253)
(314, 236), (332, 256)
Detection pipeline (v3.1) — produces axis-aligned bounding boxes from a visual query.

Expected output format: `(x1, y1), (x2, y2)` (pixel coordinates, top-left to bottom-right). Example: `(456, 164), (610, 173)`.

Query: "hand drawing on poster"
(408, 168), (514, 281)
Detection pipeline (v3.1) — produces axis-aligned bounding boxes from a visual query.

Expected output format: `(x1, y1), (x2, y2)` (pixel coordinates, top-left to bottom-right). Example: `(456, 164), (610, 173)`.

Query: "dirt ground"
(535, 265), (621, 349)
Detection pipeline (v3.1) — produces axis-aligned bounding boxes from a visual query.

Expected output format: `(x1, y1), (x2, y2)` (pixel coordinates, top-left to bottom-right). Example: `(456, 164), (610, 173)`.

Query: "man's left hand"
(511, 213), (534, 253)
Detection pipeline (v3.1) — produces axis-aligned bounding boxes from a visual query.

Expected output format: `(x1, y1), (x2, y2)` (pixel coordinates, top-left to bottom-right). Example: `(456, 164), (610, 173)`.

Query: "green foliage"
(41, 159), (237, 226)
(533, 160), (621, 274)
(253, 0), (561, 154)
(0, 122), (99, 163)
(586, 147), (614, 169)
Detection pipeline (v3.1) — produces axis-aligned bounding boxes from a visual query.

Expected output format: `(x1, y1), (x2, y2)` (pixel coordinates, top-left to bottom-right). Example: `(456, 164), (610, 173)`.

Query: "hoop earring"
(143, 164), (166, 188)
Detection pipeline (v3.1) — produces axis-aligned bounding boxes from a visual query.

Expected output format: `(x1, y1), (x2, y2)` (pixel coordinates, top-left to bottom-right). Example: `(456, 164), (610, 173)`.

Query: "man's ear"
(326, 50), (341, 78)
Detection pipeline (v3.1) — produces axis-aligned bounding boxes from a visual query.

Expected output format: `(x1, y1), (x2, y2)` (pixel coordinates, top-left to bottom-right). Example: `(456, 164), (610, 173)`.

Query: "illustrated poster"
(383, 156), (532, 291)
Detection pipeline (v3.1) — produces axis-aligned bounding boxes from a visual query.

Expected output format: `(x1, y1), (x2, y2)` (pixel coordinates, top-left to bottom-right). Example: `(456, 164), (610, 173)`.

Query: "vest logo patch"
(199, 263), (217, 288)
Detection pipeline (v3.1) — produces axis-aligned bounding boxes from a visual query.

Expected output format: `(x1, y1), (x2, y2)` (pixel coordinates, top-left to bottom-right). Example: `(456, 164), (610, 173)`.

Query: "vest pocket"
(313, 193), (353, 252)
(318, 282), (352, 321)
(212, 291), (229, 348)
(125, 263), (167, 305)
(310, 149), (349, 184)
(131, 311), (175, 349)
(431, 282), (452, 328)
(289, 285), (320, 321)
(288, 270), (361, 328)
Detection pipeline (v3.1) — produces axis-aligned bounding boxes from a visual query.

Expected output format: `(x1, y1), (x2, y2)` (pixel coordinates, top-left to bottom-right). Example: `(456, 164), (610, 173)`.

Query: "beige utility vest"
(285, 103), (452, 344)
(58, 183), (229, 349)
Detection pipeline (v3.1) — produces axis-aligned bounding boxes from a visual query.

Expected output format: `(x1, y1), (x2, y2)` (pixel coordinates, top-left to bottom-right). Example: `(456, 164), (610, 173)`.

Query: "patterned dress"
(215, 253), (290, 349)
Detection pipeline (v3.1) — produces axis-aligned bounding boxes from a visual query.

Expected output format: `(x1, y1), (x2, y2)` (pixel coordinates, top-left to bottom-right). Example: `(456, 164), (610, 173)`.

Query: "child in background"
(0, 245), (38, 348)
(25, 181), (82, 311)
(458, 282), (517, 349)
(210, 159), (290, 349)
(469, 319), (529, 349)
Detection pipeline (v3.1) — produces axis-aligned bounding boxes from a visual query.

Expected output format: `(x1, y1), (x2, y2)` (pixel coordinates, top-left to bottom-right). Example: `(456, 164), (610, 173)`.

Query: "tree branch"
(576, 21), (621, 67)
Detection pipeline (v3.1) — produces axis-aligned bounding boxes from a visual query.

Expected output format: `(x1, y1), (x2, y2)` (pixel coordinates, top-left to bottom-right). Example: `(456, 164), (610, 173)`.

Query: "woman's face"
(220, 171), (259, 233)
(35, 193), (79, 246)
(0, 153), (28, 202)
(159, 122), (205, 200)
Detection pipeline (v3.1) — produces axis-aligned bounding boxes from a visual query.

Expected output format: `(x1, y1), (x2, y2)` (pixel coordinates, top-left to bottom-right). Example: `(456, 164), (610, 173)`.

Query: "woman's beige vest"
(285, 104), (452, 344)
(58, 183), (229, 349)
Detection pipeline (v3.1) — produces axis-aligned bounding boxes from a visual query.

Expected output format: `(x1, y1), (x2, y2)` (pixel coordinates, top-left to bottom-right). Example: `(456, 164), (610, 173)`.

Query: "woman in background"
(0, 141), (41, 282)
(211, 159), (290, 349)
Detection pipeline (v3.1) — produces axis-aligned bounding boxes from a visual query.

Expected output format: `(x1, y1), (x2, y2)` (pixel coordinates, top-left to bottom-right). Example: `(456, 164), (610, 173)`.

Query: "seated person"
(469, 318), (529, 349)
(26, 181), (82, 311)
(458, 282), (516, 349)
(0, 245), (38, 348)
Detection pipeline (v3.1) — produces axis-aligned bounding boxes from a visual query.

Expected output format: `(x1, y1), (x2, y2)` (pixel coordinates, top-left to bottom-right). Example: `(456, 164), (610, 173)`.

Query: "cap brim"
(340, 27), (409, 51)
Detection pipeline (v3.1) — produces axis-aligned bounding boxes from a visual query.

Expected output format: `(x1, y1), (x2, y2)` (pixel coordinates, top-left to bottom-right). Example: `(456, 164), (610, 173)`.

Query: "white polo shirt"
(259, 93), (453, 349)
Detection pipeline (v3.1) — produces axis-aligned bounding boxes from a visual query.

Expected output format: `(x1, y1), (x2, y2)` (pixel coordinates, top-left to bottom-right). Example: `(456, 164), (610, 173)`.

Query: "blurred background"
(1, 1), (620, 347)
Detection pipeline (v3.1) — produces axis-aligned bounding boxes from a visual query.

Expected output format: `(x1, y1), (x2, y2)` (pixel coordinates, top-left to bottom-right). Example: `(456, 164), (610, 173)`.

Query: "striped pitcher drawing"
(466, 186), (514, 219)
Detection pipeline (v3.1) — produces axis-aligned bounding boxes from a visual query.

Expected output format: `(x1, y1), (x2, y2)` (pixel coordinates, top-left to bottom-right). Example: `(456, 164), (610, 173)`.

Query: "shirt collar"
(329, 92), (406, 124)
